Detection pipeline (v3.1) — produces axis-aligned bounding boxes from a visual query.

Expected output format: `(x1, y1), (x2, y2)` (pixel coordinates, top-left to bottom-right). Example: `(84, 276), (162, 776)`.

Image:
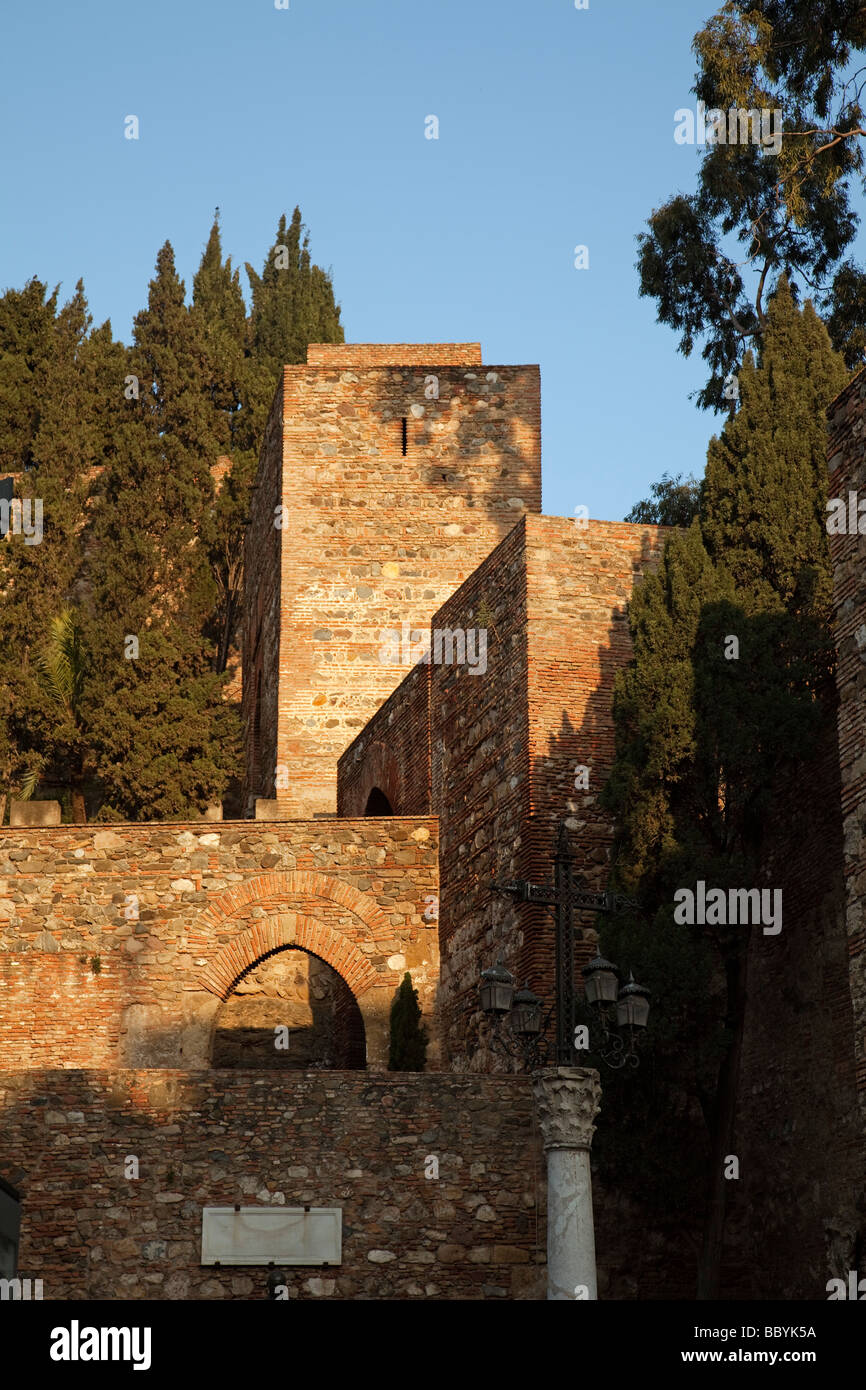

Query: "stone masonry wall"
(1, 1070), (546, 1301)
(429, 519), (530, 1065)
(249, 347), (541, 819)
(337, 660), (431, 817)
(0, 818), (439, 1072)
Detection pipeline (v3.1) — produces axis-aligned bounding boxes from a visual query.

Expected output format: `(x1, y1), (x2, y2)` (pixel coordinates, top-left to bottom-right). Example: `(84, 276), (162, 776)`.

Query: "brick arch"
(192, 871), (397, 1070)
(345, 741), (403, 817)
(199, 912), (379, 1001)
(196, 871), (391, 939)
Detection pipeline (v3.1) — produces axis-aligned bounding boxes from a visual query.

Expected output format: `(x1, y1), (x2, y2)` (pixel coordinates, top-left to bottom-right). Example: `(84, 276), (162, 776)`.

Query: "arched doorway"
(196, 891), (397, 1069)
(211, 946), (366, 1069)
(364, 786), (393, 815)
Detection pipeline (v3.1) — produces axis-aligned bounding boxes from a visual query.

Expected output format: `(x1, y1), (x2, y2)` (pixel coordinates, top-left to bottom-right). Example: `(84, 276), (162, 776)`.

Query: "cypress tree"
(0, 209), (344, 819)
(601, 284), (844, 1295)
(245, 208), (343, 439)
(193, 213), (258, 673)
(192, 212), (248, 453)
(388, 973), (429, 1072)
(701, 276), (850, 624)
(83, 242), (241, 820)
(0, 281), (125, 819)
(0, 277), (59, 473)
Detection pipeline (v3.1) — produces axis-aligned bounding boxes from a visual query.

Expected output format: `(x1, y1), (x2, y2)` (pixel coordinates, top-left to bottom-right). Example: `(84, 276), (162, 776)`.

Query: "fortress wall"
(0, 819), (439, 1072)
(1, 1069), (546, 1301)
(338, 515), (668, 1066)
(244, 348), (541, 818)
(336, 660), (431, 818)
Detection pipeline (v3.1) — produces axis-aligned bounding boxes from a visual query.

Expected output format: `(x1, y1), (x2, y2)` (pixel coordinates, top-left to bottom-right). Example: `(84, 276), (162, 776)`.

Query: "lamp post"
(481, 823), (650, 1070)
(479, 821), (650, 1299)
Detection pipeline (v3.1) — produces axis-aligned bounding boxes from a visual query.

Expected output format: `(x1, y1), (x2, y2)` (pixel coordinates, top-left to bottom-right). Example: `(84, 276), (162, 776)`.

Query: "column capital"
(532, 1066), (602, 1151)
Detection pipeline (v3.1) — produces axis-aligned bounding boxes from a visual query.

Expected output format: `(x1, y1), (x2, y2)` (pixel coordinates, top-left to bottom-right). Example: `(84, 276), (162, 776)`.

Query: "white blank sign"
(201, 1206), (342, 1266)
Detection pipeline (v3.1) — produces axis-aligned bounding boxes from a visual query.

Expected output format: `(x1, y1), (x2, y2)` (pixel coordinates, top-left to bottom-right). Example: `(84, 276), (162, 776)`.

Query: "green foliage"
(625, 471), (701, 526)
(0, 207), (342, 820)
(637, 0), (866, 409)
(194, 213), (263, 672)
(388, 973), (429, 1072)
(701, 277), (850, 625)
(0, 278), (59, 471)
(29, 607), (92, 822)
(245, 208), (343, 443)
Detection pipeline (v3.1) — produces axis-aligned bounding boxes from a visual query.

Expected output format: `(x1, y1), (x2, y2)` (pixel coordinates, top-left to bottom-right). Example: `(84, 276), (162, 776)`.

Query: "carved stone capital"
(532, 1066), (602, 1151)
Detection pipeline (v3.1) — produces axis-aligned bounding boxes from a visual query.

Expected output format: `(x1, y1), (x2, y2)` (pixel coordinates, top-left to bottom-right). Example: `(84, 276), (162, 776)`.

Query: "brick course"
(306, 344), (483, 367)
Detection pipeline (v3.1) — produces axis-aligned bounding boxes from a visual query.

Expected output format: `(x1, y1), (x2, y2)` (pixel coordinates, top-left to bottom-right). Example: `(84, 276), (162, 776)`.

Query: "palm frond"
(33, 608), (87, 715)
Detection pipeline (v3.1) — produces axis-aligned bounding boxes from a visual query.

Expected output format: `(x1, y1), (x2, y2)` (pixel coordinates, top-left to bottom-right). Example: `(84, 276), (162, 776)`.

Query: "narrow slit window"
(401, 417), (407, 455)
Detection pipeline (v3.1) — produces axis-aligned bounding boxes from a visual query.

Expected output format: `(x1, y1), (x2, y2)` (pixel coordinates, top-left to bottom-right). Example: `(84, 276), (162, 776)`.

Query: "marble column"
(532, 1066), (602, 1301)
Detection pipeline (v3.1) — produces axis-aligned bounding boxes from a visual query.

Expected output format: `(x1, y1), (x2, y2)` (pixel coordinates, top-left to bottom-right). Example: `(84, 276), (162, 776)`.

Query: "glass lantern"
(480, 959), (515, 1015)
(616, 972), (651, 1028)
(582, 953), (620, 1006)
(511, 983), (543, 1037)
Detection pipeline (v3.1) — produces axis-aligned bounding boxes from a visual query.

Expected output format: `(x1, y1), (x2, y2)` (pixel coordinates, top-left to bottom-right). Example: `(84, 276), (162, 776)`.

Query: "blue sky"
(0, 0), (828, 521)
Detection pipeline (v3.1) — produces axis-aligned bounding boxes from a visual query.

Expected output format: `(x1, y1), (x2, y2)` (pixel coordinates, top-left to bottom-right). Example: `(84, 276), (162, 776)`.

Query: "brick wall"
(0, 953), (124, 1068)
(1, 1070), (546, 1301)
(521, 516), (670, 1002)
(0, 819), (439, 1072)
(337, 514), (669, 1065)
(429, 519), (531, 1063)
(243, 346), (542, 818)
(828, 369), (866, 1162)
(306, 344), (483, 367)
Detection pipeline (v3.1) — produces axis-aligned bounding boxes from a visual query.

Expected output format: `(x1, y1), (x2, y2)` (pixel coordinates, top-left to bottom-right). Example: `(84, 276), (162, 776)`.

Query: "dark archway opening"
(211, 946), (366, 1069)
(364, 786), (393, 815)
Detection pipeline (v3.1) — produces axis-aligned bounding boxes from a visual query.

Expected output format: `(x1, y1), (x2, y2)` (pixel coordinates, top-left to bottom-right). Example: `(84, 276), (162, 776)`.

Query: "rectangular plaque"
(200, 1206), (341, 1267)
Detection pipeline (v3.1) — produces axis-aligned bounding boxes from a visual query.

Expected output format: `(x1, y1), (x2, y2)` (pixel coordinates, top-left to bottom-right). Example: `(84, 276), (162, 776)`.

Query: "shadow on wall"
(520, 528), (706, 1299)
(364, 365), (540, 518)
(0, 1069), (546, 1300)
(526, 529), (862, 1300)
(211, 946), (366, 1069)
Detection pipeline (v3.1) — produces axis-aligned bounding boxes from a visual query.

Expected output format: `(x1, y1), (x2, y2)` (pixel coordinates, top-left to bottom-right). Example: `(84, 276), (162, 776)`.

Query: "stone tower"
(242, 343), (541, 818)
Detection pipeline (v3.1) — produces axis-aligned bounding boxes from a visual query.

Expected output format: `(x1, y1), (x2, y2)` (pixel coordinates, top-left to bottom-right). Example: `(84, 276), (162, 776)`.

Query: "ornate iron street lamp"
(479, 822), (651, 1069)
